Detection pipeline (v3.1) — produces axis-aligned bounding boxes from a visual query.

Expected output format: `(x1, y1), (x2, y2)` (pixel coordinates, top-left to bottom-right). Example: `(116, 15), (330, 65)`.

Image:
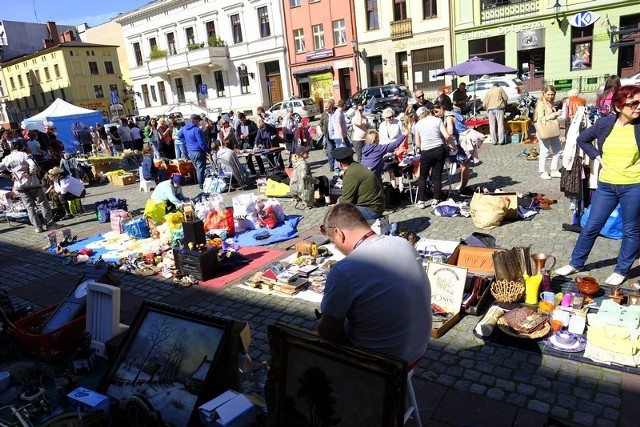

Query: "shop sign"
(80, 102), (105, 110)
(334, 59), (352, 69)
(393, 34), (446, 50)
(461, 22), (544, 41)
(306, 48), (334, 61)
(517, 29), (545, 51)
(569, 11), (600, 28)
(553, 79), (573, 91)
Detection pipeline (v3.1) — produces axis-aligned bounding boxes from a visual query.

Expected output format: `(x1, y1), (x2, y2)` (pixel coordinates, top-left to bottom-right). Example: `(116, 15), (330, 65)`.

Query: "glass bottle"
(238, 352), (255, 394)
(255, 361), (270, 397)
(541, 268), (552, 293)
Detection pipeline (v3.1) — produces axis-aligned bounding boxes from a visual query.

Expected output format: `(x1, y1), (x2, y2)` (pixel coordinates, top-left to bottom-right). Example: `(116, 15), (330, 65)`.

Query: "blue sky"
(3, 0), (152, 28)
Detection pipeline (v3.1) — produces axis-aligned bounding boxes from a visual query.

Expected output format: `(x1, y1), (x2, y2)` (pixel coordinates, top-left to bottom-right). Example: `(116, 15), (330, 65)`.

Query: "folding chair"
(211, 158), (240, 193)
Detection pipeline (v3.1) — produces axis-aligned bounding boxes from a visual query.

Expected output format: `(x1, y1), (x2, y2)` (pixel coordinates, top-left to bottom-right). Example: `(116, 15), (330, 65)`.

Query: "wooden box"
(448, 245), (505, 316)
(427, 262), (467, 338)
(111, 174), (137, 186)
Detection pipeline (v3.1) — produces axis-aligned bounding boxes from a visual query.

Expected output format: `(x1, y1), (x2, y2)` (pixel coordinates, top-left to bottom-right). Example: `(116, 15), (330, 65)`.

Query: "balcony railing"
(481, 0), (539, 24)
(390, 18), (412, 39)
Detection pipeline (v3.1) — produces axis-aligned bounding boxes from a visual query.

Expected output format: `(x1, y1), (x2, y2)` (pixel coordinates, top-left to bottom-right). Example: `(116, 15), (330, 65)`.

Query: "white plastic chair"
(138, 166), (156, 192)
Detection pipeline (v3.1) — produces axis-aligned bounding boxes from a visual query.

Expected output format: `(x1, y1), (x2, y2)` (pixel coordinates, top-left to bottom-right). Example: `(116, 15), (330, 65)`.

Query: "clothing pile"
(584, 300), (640, 366)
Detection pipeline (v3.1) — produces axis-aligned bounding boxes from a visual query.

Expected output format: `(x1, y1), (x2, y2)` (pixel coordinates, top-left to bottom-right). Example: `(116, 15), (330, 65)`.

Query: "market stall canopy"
(22, 99), (104, 153)
(436, 57), (518, 77)
(436, 57), (518, 116)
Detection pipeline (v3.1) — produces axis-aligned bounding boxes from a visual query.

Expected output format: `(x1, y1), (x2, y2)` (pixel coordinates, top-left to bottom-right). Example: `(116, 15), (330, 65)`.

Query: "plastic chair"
(404, 369), (422, 427)
(138, 166), (156, 192)
(211, 158), (240, 193)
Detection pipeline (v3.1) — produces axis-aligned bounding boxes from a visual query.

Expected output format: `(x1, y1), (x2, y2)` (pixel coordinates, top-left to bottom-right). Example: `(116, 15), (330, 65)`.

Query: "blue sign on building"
(110, 91), (119, 105)
(199, 84), (208, 95)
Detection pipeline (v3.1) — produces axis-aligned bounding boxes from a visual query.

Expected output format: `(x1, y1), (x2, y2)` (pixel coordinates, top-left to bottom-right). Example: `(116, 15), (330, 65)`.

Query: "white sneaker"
(555, 265), (579, 276)
(550, 171), (562, 178)
(605, 273), (626, 286)
(540, 172), (551, 180)
(415, 201), (426, 209)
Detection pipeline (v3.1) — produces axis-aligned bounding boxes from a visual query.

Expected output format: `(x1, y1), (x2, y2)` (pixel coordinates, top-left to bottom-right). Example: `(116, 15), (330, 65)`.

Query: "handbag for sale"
(123, 217), (151, 239)
(469, 191), (509, 230)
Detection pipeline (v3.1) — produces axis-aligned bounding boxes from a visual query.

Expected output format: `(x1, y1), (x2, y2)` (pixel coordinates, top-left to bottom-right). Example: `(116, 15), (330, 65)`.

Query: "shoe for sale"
(415, 201), (426, 209)
(550, 170), (562, 178)
(555, 265), (579, 276)
(540, 172), (551, 180)
(605, 272), (626, 286)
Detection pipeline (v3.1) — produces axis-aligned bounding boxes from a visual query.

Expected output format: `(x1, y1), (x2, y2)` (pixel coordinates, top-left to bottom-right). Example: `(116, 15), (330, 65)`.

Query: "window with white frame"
(290, 0), (301, 7)
(258, 6), (270, 38)
(312, 24), (324, 50)
(333, 19), (346, 46)
(158, 82), (167, 104)
(423, 0), (437, 18)
(231, 14), (243, 44)
(366, 0), (379, 30)
(167, 32), (177, 55)
(185, 27), (195, 45)
(294, 29), (305, 53)
(94, 85), (104, 98)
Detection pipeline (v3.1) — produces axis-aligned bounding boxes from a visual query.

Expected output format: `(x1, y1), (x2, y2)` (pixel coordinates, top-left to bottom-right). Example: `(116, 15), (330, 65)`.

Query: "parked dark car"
(346, 84), (413, 115)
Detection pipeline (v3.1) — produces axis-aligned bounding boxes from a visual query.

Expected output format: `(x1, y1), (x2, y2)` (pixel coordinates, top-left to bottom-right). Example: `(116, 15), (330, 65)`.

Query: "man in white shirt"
(329, 100), (351, 174)
(47, 166), (86, 220)
(117, 118), (134, 150)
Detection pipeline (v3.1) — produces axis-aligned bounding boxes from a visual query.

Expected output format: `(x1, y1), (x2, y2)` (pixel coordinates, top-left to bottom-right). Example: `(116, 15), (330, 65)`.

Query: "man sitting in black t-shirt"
(411, 89), (433, 113)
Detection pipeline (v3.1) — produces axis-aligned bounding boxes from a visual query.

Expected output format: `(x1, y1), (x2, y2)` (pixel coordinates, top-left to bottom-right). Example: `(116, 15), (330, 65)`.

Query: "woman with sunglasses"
(556, 85), (640, 287)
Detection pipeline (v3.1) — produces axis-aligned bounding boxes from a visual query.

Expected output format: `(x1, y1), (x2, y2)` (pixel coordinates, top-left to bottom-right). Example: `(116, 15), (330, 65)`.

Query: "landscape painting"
(101, 302), (231, 427)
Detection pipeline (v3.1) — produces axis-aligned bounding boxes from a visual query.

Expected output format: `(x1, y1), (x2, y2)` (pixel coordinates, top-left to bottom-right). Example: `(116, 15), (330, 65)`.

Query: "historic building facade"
(282, 0), (359, 104)
(451, 0), (640, 93)
(116, 0), (290, 118)
(352, 0), (452, 97)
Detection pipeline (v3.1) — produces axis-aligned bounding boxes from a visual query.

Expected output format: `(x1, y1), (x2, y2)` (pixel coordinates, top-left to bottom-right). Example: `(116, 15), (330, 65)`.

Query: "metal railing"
(543, 74), (609, 94)
(480, 0), (538, 24)
(390, 19), (412, 39)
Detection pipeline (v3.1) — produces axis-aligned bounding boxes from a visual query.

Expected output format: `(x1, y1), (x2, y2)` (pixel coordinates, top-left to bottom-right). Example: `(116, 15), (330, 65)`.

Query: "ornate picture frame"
(99, 301), (233, 427)
(266, 323), (407, 427)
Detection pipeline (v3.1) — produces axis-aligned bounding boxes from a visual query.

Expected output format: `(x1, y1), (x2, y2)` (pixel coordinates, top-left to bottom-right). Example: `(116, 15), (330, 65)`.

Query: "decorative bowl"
(554, 331), (577, 346)
(576, 279), (600, 297)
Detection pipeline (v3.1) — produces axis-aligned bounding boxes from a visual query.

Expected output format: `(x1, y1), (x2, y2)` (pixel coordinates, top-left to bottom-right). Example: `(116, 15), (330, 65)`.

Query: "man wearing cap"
(333, 146), (385, 219)
(178, 114), (209, 189)
(46, 167), (86, 220)
(151, 174), (188, 212)
(0, 139), (53, 232)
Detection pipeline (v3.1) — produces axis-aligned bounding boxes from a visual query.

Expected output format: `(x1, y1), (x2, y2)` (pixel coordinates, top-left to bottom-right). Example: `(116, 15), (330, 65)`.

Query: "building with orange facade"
(282, 0), (359, 105)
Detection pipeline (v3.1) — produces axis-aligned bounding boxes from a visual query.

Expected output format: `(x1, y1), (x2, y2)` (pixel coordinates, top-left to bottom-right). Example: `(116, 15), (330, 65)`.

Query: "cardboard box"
(111, 174), (137, 186)
(448, 245), (505, 316)
(427, 262), (467, 338)
(91, 163), (113, 177)
(66, 387), (110, 415)
(199, 390), (255, 427)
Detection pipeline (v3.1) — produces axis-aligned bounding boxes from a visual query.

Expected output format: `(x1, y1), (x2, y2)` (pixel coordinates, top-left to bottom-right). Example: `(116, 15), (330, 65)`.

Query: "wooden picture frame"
(99, 301), (232, 427)
(266, 323), (407, 427)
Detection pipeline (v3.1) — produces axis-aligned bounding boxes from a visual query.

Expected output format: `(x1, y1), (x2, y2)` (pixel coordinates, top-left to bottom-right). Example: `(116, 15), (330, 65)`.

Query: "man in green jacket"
(333, 147), (385, 219)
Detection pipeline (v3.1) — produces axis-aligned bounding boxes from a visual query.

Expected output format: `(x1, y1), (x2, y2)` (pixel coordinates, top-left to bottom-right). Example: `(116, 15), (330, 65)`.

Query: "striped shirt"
(599, 125), (640, 185)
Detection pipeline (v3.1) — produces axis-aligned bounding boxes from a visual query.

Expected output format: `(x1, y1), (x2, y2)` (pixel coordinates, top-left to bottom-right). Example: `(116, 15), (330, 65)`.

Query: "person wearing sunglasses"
(411, 89), (433, 113)
(316, 203), (431, 364)
(556, 85), (640, 287)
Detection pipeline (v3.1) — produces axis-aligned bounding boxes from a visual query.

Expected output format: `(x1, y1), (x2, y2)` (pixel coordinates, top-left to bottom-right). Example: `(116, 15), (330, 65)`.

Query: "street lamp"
(553, 0), (562, 25)
(239, 62), (255, 79)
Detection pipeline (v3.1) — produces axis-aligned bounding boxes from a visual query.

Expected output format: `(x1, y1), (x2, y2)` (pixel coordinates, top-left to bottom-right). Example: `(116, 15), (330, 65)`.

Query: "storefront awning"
(292, 65), (333, 76)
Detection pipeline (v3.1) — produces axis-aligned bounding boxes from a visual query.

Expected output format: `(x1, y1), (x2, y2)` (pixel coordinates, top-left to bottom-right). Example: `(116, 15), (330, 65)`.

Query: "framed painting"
(99, 301), (233, 427)
(266, 323), (407, 427)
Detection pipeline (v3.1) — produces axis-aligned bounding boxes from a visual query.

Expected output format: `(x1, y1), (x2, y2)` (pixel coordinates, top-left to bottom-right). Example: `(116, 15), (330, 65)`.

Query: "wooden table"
(507, 119), (532, 143)
(154, 160), (196, 181)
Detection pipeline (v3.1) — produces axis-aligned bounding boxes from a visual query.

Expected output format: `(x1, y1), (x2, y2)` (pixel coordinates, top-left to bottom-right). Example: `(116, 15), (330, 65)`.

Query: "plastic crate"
(11, 304), (86, 363)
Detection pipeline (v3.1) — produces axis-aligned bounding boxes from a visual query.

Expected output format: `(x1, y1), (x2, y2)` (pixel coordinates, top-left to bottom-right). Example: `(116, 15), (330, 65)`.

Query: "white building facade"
(116, 0), (290, 118)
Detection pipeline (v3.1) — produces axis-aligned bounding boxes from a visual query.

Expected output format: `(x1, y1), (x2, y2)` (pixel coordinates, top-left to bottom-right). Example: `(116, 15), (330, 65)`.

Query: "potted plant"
(149, 47), (167, 59)
(208, 36), (226, 47)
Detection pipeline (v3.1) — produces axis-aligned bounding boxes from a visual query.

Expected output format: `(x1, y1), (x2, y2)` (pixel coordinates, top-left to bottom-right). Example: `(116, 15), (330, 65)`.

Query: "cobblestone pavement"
(2, 141), (639, 426)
